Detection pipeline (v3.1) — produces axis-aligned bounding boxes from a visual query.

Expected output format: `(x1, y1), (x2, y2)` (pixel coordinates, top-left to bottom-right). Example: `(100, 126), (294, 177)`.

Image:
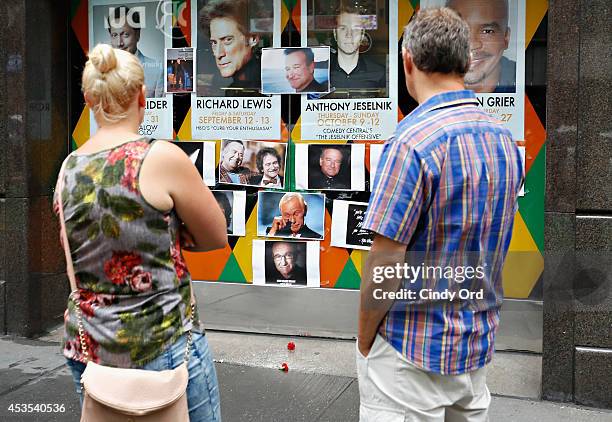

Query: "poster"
(165, 47), (195, 93)
(252, 240), (321, 287)
(261, 47), (330, 95)
(191, 0), (282, 140)
(421, 0), (526, 141)
(212, 190), (247, 236)
(89, 0), (173, 138)
(172, 141), (216, 186)
(294, 143), (365, 191)
(330, 200), (373, 250)
(369, 143), (384, 190)
(257, 191), (325, 240)
(218, 139), (287, 188)
(300, 0), (398, 141)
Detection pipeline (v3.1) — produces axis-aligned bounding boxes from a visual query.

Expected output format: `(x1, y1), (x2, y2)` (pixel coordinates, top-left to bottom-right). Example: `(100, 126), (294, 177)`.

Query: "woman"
(54, 43), (227, 421)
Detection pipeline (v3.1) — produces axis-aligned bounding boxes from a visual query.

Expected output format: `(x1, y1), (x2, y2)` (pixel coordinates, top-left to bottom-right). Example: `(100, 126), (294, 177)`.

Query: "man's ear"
(402, 46), (413, 77)
(504, 27), (510, 49)
(332, 28), (337, 42)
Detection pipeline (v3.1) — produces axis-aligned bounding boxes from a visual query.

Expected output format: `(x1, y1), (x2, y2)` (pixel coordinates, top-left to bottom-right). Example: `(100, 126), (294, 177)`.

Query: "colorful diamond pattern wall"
(69, 0), (547, 299)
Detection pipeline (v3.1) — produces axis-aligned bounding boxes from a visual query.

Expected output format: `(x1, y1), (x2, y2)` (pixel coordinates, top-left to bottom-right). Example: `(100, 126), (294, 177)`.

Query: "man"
(107, 6), (164, 97)
(284, 48), (328, 93)
(267, 193), (322, 239)
(212, 191), (233, 234)
(219, 140), (252, 184)
(357, 8), (523, 421)
(169, 59), (187, 90)
(199, 0), (262, 95)
(250, 147), (284, 187)
(329, 5), (386, 97)
(309, 147), (350, 189)
(266, 242), (307, 285)
(447, 0), (516, 93)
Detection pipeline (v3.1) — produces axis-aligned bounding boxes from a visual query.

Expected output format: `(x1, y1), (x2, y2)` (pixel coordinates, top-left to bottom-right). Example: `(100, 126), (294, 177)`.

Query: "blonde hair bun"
(81, 44), (145, 124)
(89, 43), (118, 74)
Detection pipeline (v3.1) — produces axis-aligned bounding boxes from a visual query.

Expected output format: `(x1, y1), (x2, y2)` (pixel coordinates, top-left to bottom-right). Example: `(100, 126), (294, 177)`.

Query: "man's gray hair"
(279, 192), (307, 212)
(402, 7), (470, 76)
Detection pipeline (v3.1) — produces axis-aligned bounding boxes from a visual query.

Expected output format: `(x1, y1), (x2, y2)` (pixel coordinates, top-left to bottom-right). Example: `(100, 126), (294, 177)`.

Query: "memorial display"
(76, 0), (543, 297)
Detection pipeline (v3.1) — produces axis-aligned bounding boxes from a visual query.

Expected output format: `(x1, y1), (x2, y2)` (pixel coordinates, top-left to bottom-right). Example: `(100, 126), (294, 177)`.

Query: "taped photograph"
(212, 190), (247, 236)
(172, 141), (216, 186)
(218, 140), (287, 188)
(261, 47), (331, 95)
(165, 48), (195, 93)
(330, 200), (373, 250)
(257, 192), (325, 240)
(295, 143), (365, 191)
(252, 240), (321, 287)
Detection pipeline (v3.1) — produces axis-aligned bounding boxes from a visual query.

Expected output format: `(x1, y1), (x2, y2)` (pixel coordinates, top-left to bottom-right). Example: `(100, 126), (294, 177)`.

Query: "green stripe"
(517, 146), (545, 252)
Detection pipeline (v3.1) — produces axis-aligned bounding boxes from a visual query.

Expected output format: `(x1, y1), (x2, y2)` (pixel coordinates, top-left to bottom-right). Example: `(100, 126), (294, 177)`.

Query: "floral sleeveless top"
(53, 138), (202, 368)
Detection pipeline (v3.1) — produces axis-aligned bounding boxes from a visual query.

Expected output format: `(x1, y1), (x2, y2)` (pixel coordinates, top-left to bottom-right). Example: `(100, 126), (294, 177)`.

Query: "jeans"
(66, 332), (221, 422)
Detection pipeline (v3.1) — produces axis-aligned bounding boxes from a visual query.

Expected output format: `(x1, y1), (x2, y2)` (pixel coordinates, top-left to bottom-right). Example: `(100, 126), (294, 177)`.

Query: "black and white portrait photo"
(252, 240), (320, 287)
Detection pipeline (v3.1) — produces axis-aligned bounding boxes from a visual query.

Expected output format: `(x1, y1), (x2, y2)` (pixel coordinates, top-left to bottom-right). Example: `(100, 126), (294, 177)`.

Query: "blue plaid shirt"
(363, 90), (523, 374)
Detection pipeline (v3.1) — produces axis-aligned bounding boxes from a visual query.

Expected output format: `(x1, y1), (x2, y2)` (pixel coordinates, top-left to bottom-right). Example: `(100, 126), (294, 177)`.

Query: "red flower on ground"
(287, 342), (296, 351)
(104, 251), (143, 285)
(170, 239), (189, 279)
(280, 362), (289, 372)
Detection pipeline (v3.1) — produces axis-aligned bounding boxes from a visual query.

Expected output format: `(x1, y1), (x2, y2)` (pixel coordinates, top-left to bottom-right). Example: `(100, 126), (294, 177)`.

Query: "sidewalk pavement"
(1, 330), (611, 422)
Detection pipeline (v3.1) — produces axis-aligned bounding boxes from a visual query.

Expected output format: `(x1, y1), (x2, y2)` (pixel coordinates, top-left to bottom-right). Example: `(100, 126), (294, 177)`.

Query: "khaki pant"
(356, 335), (490, 422)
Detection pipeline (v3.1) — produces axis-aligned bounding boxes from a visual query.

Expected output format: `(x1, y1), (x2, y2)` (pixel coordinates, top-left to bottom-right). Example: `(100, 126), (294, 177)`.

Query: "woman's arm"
(139, 141), (228, 251)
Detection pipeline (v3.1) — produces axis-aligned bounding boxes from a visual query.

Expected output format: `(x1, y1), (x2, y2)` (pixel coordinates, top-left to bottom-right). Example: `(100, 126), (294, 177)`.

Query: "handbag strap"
(55, 152), (197, 364)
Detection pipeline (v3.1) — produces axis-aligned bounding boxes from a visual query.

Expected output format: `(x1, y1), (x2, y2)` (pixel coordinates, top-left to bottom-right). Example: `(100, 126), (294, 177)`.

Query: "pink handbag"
(56, 156), (194, 421)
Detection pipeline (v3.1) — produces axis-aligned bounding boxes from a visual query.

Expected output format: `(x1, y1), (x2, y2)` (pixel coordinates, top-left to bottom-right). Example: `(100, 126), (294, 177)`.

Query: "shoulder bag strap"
(56, 156), (78, 293)
(56, 156), (92, 362)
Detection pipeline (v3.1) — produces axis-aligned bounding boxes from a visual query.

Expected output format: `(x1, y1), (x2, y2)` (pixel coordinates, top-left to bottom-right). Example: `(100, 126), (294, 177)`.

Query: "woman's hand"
(179, 224), (197, 250)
